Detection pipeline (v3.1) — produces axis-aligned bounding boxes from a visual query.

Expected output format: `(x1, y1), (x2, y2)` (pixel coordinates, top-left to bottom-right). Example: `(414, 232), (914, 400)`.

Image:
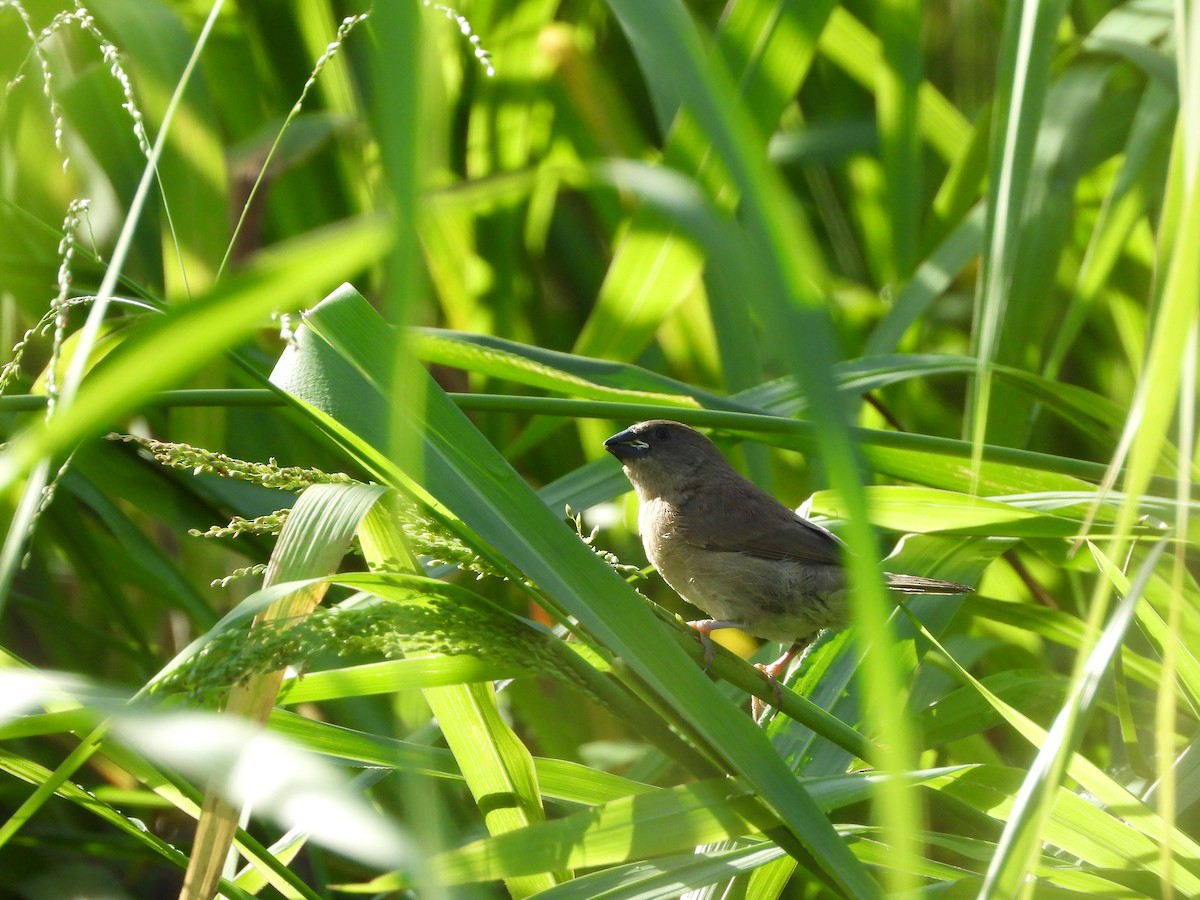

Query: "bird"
(604, 419), (972, 717)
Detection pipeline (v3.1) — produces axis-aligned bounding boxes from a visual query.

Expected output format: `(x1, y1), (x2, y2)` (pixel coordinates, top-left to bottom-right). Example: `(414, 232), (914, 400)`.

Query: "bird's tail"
(885, 572), (973, 595)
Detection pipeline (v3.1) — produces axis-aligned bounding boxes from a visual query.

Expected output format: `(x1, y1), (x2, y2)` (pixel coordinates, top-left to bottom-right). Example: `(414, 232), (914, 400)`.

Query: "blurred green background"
(0, 0), (1196, 897)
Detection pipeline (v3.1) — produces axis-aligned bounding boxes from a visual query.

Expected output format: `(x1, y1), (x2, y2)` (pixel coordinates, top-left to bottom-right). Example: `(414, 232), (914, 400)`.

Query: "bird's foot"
(685, 619), (742, 673)
(751, 640), (810, 724)
(751, 665), (784, 723)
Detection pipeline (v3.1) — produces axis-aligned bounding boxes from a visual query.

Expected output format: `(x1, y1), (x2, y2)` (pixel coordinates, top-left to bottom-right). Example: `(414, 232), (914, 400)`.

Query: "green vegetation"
(0, 0), (1195, 897)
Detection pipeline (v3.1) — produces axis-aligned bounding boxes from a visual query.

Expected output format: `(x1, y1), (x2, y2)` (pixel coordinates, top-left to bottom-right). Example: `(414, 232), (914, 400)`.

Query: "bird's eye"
(654, 426), (670, 441)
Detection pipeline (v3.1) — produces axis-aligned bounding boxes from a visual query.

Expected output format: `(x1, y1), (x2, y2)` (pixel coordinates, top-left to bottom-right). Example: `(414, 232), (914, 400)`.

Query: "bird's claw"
(683, 621), (799, 722)
(752, 664), (785, 723)
(686, 619), (721, 673)
(751, 639), (809, 724)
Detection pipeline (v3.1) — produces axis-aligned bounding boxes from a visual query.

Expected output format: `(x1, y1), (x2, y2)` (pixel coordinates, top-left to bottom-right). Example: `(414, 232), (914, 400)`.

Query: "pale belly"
(647, 538), (849, 644)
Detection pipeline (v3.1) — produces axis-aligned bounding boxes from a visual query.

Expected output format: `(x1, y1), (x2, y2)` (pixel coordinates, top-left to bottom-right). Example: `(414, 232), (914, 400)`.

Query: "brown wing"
(678, 472), (844, 567)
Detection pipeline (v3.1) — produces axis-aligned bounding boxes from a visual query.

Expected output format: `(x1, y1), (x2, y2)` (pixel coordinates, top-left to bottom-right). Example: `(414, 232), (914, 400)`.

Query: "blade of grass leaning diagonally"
(925, 765), (1192, 890)
(408, 327), (711, 408)
(218, 11), (372, 280)
(272, 286), (877, 895)
(113, 709), (411, 883)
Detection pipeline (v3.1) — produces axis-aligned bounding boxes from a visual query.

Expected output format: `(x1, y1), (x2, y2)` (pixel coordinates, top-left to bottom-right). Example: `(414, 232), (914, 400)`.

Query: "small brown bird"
(605, 420), (971, 712)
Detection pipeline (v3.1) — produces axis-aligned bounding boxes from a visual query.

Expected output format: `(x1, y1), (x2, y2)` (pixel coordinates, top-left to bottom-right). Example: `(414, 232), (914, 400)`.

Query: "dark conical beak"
(604, 429), (649, 461)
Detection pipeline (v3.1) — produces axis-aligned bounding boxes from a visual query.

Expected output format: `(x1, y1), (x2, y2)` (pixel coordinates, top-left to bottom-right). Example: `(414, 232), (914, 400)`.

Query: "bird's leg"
(761, 640), (808, 683)
(685, 619), (744, 672)
(752, 638), (811, 723)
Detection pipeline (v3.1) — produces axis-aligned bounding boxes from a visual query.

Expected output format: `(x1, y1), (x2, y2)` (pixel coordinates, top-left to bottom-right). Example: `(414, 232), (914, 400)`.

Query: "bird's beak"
(604, 429), (649, 460)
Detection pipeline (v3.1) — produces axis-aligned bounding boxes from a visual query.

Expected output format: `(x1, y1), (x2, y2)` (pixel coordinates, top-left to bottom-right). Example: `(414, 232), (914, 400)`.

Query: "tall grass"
(0, 1), (1195, 897)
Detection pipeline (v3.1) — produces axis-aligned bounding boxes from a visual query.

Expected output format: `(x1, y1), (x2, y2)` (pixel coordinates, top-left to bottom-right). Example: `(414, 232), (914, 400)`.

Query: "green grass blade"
(818, 7), (970, 163)
(352, 769), (960, 890)
(980, 539), (1169, 897)
(864, 205), (984, 356)
(143, 481), (373, 896)
(872, 0), (922, 280)
(0, 216), (391, 496)
(968, 0), (1067, 471)
(277, 657), (532, 703)
(525, 843), (787, 900)
(275, 284), (876, 895)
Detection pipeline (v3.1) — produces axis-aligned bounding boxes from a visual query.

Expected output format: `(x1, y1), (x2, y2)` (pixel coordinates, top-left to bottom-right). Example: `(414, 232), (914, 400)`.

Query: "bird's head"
(604, 420), (729, 499)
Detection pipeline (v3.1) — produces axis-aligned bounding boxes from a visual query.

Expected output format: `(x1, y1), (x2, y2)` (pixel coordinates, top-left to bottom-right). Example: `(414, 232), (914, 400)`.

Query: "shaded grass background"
(0, 0), (1195, 897)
